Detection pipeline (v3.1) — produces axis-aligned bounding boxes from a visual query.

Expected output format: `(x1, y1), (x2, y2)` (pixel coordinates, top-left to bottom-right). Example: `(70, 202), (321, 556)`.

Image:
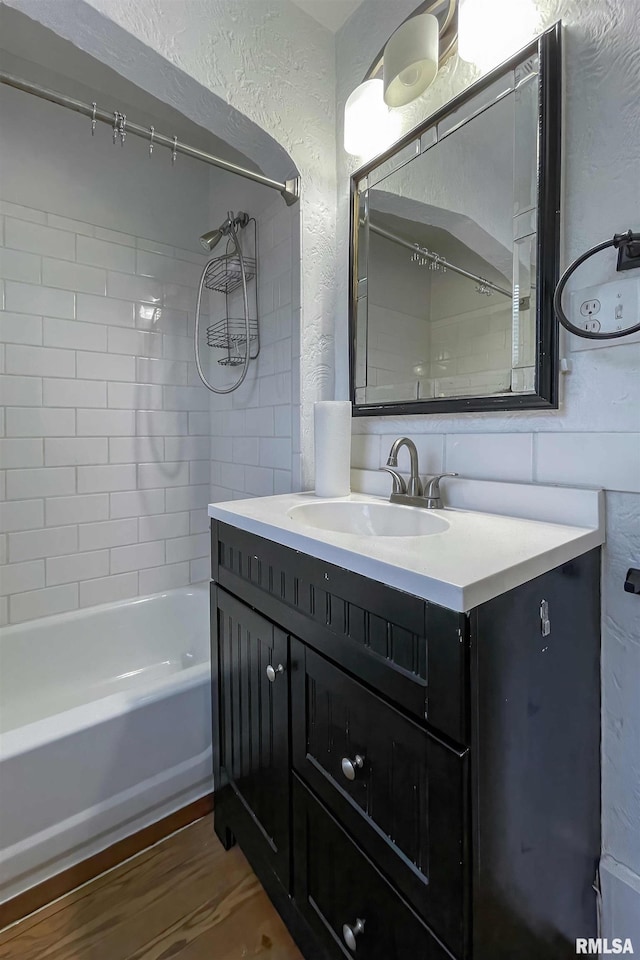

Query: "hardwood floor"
(0, 815), (304, 960)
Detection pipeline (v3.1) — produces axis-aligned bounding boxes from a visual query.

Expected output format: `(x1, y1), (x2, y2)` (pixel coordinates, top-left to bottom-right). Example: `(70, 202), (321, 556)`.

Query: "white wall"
(337, 0), (640, 937)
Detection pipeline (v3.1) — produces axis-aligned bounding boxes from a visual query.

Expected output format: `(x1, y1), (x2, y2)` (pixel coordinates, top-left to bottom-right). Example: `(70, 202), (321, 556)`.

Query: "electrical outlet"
(580, 299), (600, 317)
(569, 275), (640, 351)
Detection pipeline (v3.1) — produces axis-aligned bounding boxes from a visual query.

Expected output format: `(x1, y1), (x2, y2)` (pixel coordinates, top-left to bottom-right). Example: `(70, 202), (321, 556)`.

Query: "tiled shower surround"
(0, 198), (297, 624)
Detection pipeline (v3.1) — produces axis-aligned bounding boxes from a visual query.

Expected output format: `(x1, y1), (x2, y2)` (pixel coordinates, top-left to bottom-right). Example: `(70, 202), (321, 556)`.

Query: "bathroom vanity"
(208, 482), (603, 959)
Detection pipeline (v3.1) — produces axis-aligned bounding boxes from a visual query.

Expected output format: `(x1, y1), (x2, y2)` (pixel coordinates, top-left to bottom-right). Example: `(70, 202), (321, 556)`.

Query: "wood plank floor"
(0, 815), (304, 960)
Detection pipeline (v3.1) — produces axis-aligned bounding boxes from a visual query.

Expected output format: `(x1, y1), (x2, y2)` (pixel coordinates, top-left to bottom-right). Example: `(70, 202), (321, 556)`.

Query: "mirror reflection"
(353, 53), (542, 407)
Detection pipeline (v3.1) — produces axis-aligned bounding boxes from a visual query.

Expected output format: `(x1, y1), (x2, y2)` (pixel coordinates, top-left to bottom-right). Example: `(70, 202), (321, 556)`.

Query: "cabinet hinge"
(540, 599), (551, 637)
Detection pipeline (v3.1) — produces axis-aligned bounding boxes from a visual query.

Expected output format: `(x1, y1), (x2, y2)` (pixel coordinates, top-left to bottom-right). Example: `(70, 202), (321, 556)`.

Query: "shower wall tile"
(8, 524), (78, 563)
(107, 382), (163, 410)
(0, 312), (43, 345)
(110, 488), (165, 519)
(0, 438), (44, 469)
(76, 409), (136, 436)
(79, 572), (138, 608)
(0, 248), (41, 284)
(5, 218), (76, 261)
(10, 583), (79, 624)
(6, 467), (76, 500)
(0, 499), (45, 533)
(46, 550), (110, 587)
(77, 351), (135, 382)
(43, 378), (107, 408)
(6, 406), (74, 435)
(0, 559), (45, 596)
(79, 518), (139, 551)
(46, 494), (109, 527)
(77, 236), (135, 273)
(139, 561), (190, 594)
(77, 464), (137, 493)
(45, 437), (108, 467)
(1, 191), (297, 623)
(110, 540), (165, 574)
(209, 196), (299, 505)
(6, 344), (76, 379)
(5, 281), (75, 319)
(42, 258), (107, 296)
(77, 293), (135, 328)
(44, 318), (107, 352)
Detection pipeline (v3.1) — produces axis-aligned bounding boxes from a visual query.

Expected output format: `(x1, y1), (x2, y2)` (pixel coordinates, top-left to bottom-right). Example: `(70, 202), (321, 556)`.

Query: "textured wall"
(337, 0), (640, 936)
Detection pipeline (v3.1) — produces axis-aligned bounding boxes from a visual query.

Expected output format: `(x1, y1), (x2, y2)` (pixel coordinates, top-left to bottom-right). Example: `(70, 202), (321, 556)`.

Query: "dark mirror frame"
(349, 23), (562, 417)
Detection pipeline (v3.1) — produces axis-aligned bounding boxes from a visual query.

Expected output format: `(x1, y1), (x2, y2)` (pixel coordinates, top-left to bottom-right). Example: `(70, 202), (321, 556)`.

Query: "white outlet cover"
(568, 274), (640, 351)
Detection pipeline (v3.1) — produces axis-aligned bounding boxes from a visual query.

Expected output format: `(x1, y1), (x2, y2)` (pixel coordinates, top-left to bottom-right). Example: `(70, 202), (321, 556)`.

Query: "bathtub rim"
(0, 580), (209, 640)
(0, 581), (211, 761)
(0, 661), (210, 762)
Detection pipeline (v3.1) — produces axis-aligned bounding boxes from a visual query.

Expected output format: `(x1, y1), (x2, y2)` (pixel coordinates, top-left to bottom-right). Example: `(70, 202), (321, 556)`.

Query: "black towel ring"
(554, 230), (640, 339)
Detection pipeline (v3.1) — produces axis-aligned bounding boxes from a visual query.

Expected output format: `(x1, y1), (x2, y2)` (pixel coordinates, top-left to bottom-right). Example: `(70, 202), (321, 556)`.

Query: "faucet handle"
(379, 466), (407, 496)
(424, 473), (458, 501)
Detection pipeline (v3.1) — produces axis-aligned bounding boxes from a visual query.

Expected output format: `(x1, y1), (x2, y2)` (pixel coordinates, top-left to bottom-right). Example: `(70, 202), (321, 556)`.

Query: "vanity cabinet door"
(293, 776), (451, 960)
(291, 637), (469, 957)
(212, 586), (290, 888)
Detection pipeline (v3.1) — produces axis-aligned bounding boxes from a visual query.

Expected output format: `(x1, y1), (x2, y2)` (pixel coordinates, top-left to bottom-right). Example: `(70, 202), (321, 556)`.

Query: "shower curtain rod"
(0, 71), (300, 206)
(369, 221), (512, 298)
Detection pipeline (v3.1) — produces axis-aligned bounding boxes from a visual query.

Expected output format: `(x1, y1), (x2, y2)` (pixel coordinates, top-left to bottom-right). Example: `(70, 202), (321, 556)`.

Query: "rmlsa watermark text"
(576, 940), (634, 955)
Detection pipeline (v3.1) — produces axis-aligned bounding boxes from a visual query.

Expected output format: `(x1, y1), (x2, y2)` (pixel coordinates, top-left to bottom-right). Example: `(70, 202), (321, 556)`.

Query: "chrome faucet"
(385, 437), (422, 496)
(380, 437), (458, 509)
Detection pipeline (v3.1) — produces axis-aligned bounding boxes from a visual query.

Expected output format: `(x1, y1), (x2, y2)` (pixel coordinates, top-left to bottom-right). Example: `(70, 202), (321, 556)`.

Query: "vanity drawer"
(212, 520), (469, 744)
(291, 638), (469, 957)
(293, 776), (452, 960)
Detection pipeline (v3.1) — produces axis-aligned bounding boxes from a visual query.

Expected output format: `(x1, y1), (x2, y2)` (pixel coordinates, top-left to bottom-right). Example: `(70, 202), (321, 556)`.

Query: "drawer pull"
(342, 918), (365, 951)
(341, 754), (365, 781)
(266, 663), (284, 682)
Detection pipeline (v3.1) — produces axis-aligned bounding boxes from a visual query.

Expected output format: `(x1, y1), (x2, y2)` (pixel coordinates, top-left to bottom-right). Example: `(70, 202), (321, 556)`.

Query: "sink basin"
(288, 500), (450, 538)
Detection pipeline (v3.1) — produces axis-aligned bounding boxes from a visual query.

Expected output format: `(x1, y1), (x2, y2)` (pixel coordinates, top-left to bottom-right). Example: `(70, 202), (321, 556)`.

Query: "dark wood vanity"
(210, 519), (600, 959)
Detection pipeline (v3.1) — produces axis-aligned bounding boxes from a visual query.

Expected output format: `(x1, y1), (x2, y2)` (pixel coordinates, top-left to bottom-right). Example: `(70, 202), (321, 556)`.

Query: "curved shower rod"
(0, 71), (300, 206)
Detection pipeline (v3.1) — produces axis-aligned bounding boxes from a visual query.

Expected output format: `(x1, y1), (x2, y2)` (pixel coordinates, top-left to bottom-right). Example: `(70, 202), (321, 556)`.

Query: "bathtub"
(0, 583), (212, 905)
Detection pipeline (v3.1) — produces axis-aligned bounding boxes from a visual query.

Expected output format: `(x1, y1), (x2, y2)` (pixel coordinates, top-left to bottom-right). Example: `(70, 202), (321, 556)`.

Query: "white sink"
(288, 500), (450, 538)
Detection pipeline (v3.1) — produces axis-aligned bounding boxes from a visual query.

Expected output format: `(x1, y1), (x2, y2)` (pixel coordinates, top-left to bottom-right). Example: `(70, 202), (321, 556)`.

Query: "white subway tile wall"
(0, 198), (299, 624)
(209, 197), (298, 504)
(352, 423), (640, 494)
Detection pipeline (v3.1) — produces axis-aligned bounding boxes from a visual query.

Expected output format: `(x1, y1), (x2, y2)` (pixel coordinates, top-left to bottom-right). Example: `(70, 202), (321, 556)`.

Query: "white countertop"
(208, 479), (605, 612)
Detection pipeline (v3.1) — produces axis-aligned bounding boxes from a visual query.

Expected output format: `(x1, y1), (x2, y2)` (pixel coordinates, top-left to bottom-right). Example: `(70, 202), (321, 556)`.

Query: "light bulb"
(458, 0), (539, 73)
(344, 79), (401, 158)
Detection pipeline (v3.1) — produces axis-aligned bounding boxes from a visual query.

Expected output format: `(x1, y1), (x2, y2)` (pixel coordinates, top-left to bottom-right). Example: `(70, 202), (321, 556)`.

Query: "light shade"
(458, 0), (539, 73)
(344, 79), (399, 157)
(383, 13), (439, 107)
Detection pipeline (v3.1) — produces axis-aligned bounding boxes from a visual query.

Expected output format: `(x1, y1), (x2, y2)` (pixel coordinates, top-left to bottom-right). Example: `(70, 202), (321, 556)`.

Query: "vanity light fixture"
(383, 13), (440, 106)
(458, 0), (539, 72)
(344, 2), (457, 156)
(343, 78), (400, 158)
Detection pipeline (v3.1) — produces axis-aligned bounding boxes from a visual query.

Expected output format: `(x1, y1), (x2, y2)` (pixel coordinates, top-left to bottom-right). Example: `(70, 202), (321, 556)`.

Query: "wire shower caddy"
(205, 218), (259, 366)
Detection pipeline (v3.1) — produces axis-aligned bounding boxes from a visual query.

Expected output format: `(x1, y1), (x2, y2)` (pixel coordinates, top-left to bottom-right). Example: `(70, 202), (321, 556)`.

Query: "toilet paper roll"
(314, 401), (351, 498)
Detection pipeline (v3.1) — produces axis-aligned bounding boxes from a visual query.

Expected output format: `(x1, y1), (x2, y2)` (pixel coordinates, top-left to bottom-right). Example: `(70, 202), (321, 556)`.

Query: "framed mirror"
(349, 23), (561, 416)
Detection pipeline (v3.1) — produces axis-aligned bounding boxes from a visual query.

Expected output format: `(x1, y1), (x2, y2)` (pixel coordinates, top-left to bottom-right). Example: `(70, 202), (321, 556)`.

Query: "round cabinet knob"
(266, 663), (284, 682)
(342, 918), (365, 951)
(341, 754), (365, 781)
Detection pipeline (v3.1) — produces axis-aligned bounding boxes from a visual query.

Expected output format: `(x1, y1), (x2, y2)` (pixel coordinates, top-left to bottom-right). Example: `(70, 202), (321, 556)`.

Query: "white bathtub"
(0, 583), (212, 905)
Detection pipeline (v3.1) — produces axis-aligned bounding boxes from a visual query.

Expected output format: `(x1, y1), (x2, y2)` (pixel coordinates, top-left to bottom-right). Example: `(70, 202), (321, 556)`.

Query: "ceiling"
(290, 0), (366, 33)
